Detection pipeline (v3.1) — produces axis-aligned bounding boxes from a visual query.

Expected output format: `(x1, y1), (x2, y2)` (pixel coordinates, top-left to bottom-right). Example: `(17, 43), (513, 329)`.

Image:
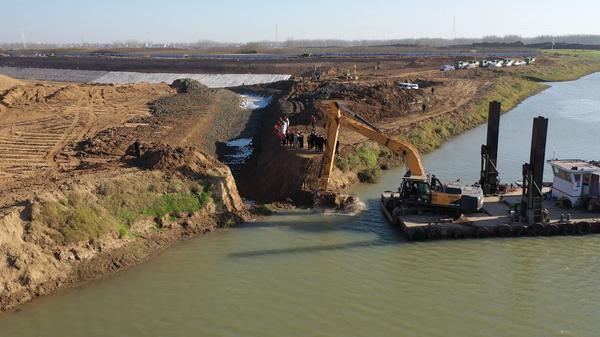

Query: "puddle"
(222, 137), (253, 165)
(240, 94), (272, 110)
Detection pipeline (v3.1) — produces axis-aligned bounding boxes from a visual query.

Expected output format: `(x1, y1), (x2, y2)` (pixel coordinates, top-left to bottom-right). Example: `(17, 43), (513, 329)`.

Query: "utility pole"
(20, 29), (26, 49)
(453, 16), (456, 41)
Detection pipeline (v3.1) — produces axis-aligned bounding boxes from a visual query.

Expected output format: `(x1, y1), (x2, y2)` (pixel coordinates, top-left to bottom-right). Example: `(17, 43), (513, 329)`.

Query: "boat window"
(574, 174), (581, 184)
(552, 166), (560, 175)
(583, 174), (591, 186)
(555, 168), (572, 182)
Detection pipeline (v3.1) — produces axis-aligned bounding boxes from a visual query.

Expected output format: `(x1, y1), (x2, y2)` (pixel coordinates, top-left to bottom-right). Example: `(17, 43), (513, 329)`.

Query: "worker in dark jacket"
(133, 139), (141, 157)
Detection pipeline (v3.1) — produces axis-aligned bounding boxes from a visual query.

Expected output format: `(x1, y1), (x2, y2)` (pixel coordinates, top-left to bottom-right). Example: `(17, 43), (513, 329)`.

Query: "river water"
(2, 74), (600, 337)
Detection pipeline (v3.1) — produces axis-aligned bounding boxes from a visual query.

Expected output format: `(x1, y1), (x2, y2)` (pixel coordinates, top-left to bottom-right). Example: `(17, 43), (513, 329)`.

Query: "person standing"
(299, 132), (304, 149)
(310, 114), (317, 129)
(282, 118), (289, 136)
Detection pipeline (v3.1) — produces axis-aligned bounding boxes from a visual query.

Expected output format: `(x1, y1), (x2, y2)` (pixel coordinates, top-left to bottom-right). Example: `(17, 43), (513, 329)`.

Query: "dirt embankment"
(236, 78), (437, 205)
(0, 74), (22, 93)
(0, 76), (248, 312)
(0, 143), (245, 312)
(77, 80), (258, 161)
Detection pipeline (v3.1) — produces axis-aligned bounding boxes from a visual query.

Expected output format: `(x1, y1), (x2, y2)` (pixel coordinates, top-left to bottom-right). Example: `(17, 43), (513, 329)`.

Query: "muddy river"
(1, 74), (600, 337)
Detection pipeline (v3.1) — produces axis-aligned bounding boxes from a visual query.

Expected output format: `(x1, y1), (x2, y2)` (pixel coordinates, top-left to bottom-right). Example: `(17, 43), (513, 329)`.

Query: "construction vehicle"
(311, 66), (322, 81)
(525, 57), (536, 65)
(318, 101), (484, 215)
(345, 65), (358, 80)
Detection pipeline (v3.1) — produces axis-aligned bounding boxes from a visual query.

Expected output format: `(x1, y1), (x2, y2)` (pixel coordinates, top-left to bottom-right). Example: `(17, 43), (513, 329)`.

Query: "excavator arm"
(319, 101), (426, 191)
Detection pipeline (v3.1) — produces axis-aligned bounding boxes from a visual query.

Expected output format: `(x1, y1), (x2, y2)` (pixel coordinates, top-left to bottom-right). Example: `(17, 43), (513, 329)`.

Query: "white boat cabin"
(549, 160), (600, 207)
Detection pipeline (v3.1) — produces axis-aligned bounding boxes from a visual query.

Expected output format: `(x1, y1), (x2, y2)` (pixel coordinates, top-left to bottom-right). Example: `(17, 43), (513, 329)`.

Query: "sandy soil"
(0, 75), (251, 312)
(0, 74), (22, 91)
(0, 81), (173, 201)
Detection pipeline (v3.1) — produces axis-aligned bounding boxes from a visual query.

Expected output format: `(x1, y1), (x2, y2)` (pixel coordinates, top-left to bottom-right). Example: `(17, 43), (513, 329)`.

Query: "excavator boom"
(319, 102), (426, 192)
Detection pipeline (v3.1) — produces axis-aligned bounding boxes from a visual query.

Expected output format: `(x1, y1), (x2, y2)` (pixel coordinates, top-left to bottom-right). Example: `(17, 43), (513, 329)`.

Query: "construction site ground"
(0, 77), (257, 209)
(0, 51), (548, 208)
(235, 64), (497, 203)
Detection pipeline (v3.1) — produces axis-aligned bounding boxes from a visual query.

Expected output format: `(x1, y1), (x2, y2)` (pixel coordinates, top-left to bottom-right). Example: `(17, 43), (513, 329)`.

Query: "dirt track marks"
(0, 114), (71, 177)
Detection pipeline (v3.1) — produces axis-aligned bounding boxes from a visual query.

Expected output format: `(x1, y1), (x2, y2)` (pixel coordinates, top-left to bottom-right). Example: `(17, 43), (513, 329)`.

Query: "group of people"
(307, 131), (327, 152)
(273, 113), (337, 153)
(280, 129), (327, 152)
(282, 131), (305, 148)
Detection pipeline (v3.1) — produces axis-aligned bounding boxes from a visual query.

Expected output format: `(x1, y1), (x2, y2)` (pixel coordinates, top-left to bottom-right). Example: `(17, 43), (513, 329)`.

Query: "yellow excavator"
(319, 101), (483, 215)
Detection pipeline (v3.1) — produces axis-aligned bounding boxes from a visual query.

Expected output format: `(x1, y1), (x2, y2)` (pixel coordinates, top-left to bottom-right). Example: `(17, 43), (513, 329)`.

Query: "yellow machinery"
(319, 101), (483, 214)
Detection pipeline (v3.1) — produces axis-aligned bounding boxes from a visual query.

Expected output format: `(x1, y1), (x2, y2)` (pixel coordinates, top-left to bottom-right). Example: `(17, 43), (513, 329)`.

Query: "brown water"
(2, 74), (600, 337)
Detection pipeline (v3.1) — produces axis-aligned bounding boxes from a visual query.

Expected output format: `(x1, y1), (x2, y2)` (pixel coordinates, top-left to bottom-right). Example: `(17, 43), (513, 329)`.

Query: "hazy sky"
(1, 0), (599, 43)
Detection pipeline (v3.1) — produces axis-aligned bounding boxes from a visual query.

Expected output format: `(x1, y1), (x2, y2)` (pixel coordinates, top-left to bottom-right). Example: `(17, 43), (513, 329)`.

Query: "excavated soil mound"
(0, 74), (22, 92)
(133, 143), (244, 213)
(170, 78), (208, 93)
(286, 80), (436, 124)
(1, 82), (171, 107)
(75, 83), (251, 158)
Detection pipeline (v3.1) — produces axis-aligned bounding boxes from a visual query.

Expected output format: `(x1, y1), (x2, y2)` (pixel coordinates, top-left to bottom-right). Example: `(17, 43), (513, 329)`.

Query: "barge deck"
(381, 190), (600, 241)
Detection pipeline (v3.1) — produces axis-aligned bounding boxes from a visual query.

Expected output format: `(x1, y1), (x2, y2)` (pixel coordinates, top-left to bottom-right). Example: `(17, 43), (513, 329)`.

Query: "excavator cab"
(400, 179), (431, 205)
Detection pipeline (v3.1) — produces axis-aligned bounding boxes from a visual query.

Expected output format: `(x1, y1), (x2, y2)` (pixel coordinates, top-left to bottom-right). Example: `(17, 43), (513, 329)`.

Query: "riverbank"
(0, 77), (252, 312)
(340, 50), (600, 178)
(0, 145), (247, 313)
(403, 74), (546, 154)
(508, 50), (600, 82)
